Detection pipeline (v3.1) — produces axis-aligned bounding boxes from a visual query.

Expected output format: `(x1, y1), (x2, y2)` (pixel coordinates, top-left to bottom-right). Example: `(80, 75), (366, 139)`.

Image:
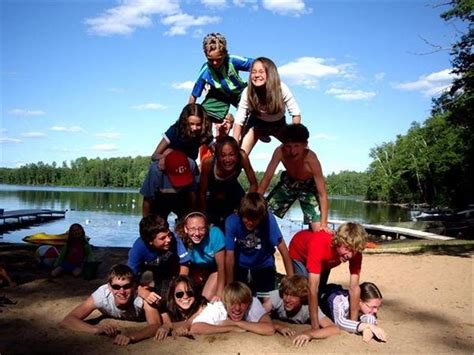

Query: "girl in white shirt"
(233, 57), (301, 154)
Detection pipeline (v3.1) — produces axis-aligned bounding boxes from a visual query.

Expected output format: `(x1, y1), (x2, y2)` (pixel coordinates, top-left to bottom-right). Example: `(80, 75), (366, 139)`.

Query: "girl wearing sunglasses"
(155, 275), (206, 341)
(175, 212), (226, 302)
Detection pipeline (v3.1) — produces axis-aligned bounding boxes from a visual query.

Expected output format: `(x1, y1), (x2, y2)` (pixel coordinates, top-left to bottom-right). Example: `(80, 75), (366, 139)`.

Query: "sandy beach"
(0, 243), (472, 354)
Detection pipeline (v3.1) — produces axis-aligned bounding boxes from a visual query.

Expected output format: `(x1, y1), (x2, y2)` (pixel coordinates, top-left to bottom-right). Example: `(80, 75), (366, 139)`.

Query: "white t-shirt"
(235, 81), (301, 126)
(269, 289), (325, 323)
(192, 297), (267, 325)
(92, 284), (145, 321)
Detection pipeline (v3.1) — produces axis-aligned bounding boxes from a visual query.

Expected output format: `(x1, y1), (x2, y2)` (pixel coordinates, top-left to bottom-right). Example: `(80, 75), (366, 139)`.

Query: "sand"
(0, 244), (472, 354)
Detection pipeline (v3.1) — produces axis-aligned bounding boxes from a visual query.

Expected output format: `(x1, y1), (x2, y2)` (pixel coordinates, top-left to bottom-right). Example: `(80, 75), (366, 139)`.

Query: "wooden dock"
(328, 219), (454, 241)
(0, 209), (66, 233)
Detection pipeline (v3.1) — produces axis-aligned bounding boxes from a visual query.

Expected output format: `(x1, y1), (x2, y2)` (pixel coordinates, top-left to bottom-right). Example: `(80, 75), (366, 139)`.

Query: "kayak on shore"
(23, 232), (89, 246)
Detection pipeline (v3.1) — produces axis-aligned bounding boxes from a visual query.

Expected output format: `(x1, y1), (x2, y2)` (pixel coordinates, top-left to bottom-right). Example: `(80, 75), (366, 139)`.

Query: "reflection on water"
(0, 185), (411, 247)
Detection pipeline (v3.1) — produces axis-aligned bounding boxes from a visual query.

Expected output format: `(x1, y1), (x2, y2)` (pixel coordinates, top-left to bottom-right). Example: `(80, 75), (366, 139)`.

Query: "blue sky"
(1, 0), (461, 173)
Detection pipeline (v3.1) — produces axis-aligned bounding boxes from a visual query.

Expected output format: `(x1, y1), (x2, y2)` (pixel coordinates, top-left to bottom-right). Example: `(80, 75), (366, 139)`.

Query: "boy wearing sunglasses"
(61, 264), (161, 346)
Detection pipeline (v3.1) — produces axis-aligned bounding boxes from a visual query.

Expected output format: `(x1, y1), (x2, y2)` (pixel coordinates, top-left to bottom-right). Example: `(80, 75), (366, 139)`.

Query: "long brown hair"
(247, 57), (284, 115)
(176, 103), (212, 144)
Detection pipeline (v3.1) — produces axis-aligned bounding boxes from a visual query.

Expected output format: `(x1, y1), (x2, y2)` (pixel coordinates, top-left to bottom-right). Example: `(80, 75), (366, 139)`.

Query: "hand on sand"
(278, 327), (296, 337)
(292, 333), (311, 347)
(114, 334), (132, 346)
(96, 324), (120, 337)
(155, 326), (170, 341)
(172, 326), (190, 337)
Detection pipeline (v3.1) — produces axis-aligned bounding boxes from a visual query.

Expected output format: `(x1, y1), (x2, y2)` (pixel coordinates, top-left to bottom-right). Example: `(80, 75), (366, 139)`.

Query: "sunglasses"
(175, 290), (195, 299)
(110, 283), (133, 291)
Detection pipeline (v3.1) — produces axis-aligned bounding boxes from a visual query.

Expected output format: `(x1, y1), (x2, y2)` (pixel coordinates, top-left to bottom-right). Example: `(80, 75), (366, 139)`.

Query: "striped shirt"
(191, 55), (254, 99)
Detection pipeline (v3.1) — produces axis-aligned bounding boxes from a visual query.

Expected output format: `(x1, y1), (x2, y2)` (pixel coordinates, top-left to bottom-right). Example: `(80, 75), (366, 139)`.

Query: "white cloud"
(161, 13), (221, 36)
(0, 136), (22, 144)
(131, 102), (167, 110)
(233, 0), (258, 10)
(393, 69), (456, 97)
(84, 0), (180, 36)
(172, 81), (195, 90)
(51, 125), (84, 132)
(325, 88), (376, 101)
(20, 132), (46, 138)
(201, 0), (227, 7)
(8, 108), (46, 117)
(262, 0), (309, 16)
(374, 72), (386, 81)
(92, 144), (118, 152)
(95, 132), (122, 139)
(278, 57), (342, 89)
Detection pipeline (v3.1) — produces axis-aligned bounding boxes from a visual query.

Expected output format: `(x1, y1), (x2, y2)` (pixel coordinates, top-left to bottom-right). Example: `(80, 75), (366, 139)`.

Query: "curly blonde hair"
(331, 222), (368, 253)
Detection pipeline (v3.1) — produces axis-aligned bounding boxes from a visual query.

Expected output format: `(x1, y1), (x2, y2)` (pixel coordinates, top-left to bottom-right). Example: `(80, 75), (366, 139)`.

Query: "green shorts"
(267, 171), (321, 224)
(202, 89), (241, 123)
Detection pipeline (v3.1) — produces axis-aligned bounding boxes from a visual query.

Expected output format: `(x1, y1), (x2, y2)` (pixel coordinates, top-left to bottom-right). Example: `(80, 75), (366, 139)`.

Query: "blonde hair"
(247, 57), (284, 115)
(203, 32), (228, 56)
(223, 281), (252, 306)
(332, 222), (368, 253)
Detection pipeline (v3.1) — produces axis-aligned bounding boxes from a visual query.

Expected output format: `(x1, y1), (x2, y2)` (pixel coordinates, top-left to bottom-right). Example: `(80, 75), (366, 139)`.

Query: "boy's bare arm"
(225, 314), (275, 335)
(191, 322), (242, 334)
(151, 138), (169, 162)
(308, 151), (329, 230)
(118, 302), (161, 345)
(348, 274), (361, 321)
(225, 250), (235, 285)
(258, 147), (282, 195)
(61, 296), (118, 335)
(198, 157), (212, 212)
(308, 273), (321, 330)
(188, 95), (196, 104)
(241, 151), (258, 193)
(276, 239), (294, 276)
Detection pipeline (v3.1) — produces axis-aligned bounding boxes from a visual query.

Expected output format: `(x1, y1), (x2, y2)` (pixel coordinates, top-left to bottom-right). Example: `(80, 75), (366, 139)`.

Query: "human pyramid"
(60, 33), (388, 347)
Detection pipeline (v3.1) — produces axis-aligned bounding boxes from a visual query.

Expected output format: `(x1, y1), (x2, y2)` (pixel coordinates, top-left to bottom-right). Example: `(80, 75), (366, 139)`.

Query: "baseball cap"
(165, 150), (193, 188)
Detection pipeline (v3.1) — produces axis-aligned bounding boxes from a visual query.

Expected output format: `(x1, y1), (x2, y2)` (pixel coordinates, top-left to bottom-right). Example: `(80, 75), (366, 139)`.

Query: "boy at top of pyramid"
(189, 32), (254, 124)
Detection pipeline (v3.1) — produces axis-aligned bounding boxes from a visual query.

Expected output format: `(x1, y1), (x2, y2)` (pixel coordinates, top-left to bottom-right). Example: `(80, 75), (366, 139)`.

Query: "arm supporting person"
(257, 147), (282, 195)
(276, 239), (294, 276)
(308, 273), (321, 330)
(241, 151), (258, 193)
(349, 274), (361, 321)
(225, 250), (235, 285)
(309, 151), (329, 231)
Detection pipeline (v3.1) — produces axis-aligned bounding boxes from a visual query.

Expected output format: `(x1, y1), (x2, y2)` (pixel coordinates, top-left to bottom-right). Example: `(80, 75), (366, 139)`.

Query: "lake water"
(0, 184), (411, 247)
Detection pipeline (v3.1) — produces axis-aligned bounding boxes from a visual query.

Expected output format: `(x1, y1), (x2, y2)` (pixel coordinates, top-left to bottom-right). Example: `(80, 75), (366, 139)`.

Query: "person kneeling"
(60, 264), (161, 346)
(191, 281), (274, 335)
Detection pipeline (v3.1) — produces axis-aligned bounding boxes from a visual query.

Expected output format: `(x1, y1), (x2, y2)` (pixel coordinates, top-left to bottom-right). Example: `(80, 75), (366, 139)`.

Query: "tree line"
(1, 2), (470, 209)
